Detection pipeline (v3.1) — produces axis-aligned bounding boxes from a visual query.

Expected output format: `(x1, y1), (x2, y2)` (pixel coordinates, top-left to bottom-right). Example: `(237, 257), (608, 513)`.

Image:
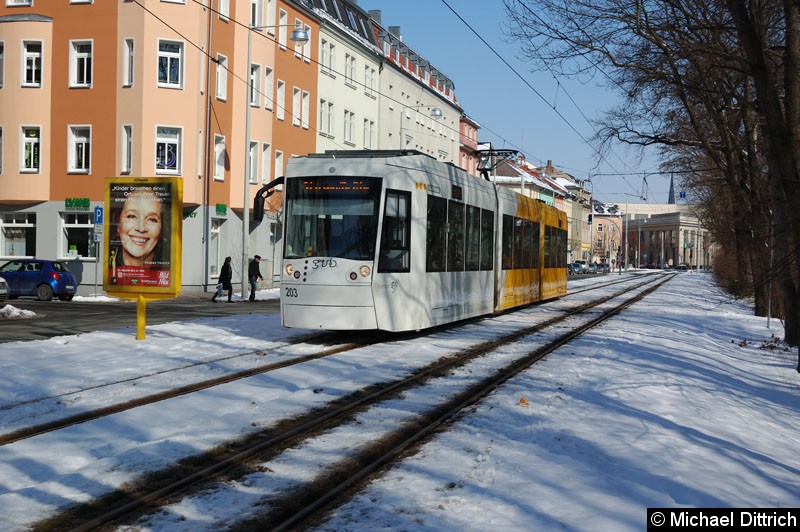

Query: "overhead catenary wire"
(135, 0), (658, 185)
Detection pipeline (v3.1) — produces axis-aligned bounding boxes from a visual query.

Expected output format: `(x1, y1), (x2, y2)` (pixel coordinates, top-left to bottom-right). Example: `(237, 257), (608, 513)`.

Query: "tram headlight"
(284, 263), (295, 276)
(359, 265), (371, 277)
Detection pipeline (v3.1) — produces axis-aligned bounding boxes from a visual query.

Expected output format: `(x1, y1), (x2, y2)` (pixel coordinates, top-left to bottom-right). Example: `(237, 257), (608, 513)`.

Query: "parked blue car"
(0, 259), (77, 301)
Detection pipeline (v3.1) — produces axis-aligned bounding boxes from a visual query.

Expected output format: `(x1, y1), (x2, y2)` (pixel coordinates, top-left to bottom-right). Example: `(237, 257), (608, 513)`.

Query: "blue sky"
(365, 0), (668, 204)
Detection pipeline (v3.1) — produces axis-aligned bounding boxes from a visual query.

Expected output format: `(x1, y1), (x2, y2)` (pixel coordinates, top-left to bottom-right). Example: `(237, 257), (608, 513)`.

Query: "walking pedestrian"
(212, 256), (233, 302)
(248, 255), (263, 301)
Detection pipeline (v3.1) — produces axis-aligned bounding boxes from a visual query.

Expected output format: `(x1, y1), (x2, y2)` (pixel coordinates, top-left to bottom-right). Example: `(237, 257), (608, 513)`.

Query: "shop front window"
(1, 213), (36, 257)
(62, 213), (95, 258)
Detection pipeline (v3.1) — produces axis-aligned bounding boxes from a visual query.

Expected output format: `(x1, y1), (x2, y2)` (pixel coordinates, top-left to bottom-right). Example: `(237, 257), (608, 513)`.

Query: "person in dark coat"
(212, 256), (233, 302)
(248, 255), (263, 301)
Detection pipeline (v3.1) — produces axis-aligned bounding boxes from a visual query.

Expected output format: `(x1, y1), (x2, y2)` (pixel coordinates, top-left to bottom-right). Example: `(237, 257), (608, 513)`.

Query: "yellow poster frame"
(103, 177), (183, 302)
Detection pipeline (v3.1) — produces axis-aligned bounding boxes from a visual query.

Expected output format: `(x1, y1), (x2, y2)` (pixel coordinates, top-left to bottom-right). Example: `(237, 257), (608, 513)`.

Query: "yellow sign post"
(103, 177), (183, 339)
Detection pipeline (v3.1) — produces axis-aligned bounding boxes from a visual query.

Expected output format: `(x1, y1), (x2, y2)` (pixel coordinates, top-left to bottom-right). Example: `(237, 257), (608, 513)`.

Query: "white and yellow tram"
(279, 151), (567, 331)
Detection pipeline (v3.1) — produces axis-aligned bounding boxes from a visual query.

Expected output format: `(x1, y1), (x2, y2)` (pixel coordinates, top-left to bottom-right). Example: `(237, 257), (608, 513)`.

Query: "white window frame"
(264, 66), (274, 110)
(261, 142), (272, 183)
(317, 99), (336, 138)
(276, 80), (285, 120)
(301, 90), (309, 129)
(266, 0), (276, 33)
(155, 125), (182, 175)
(22, 41), (42, 88)
(249, 141), (258, 184)
(218, 0), (229, 22)
(292, 86), (301, 126)
(293, 18), (303, 58)
(61, 213), (95, 259)
(68, 125), (91, 173)
(278, 10), (287, 49)
(250, 0), (262, 27)
(302, 24), (311, 62)
(157, 40), (183, 89)
(123, 38), (134, 87)
(363, 119), (374, 149)
(215, 53), (227, 100)
(0, 212), (36, 258)
(344, 53), (355, 85)
(20, 126), (40, 173)
(69, 40), (93, 88)
(6, 0), (33, 6)
(121, 124), (133, 174)
(365, 66), (376, 97)
(249, 63), (261, 106)
(213, 134), (225, 181)
(318, 98), (328, 135)
(343, 110), (354, 144)
(321, 39), (330, 75)
(274, 150), (284, 181)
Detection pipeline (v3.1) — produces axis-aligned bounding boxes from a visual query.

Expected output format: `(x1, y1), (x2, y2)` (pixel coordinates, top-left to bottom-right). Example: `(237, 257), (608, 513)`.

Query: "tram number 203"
(285, 287), (299, 298)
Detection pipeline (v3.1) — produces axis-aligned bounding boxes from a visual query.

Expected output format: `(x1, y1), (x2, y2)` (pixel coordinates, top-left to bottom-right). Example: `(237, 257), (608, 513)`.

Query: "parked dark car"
(0, 276), (8, 303)
(0, 259), (77, 301)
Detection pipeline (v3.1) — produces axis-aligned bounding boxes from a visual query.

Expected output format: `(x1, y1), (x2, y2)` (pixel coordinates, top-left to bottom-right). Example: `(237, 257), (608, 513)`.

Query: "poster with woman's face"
(103, 177), (183, 296)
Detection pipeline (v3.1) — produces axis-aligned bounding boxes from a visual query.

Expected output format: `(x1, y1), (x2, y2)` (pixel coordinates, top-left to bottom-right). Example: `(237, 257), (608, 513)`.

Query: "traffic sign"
(94, 206), (103, 224)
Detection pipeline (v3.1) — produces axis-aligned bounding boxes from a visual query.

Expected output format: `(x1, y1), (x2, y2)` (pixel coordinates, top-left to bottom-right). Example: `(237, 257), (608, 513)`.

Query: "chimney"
(368, 10), (381, 25)
(389, 26), (402, 40)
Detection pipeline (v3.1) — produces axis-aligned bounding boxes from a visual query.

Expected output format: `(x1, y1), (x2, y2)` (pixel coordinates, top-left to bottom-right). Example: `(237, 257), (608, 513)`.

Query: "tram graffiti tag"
(312, 259), (338, 269)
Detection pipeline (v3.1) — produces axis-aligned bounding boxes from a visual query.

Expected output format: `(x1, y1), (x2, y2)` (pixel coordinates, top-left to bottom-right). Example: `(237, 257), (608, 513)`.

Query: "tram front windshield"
(284, 176), (382, 260)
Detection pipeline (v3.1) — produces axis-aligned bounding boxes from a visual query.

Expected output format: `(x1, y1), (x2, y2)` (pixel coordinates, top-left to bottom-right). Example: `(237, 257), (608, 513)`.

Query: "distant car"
(0, 276), (8, 303)
(567, 263), (575, 275)
(588, 263), (598, 274)
(573, 260), (588, 273)
(0, 259), (77, 301)
(597, 263), (610, 274)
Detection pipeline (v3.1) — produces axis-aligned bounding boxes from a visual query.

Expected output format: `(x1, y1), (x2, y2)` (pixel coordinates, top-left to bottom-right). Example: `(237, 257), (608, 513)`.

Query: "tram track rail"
(1, 274), (657, 448)
(35, 273), (673, 531)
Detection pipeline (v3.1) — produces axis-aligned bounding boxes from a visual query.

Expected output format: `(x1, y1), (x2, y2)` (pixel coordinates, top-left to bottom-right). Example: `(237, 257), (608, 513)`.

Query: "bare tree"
(504, 0), (799, 368)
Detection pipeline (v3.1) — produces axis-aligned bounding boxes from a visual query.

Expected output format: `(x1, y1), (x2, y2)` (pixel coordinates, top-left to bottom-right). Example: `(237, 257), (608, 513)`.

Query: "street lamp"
(242, 22), (309, 298)
(399, 104), (442, 149)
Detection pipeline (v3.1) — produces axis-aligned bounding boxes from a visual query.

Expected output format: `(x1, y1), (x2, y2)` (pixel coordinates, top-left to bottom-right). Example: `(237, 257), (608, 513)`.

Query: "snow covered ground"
(0, 272), (797, 531)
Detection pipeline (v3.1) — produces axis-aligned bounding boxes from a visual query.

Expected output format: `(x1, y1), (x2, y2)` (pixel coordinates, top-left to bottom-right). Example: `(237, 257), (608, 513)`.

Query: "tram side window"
(522, 219), (533, 269)
(557, 227), (567, 267)
(531, 222), (541, 268)
(480, 209), (494, 270)
(513, 218), (525, 269)
(426, 195), (447, 272)
(502, 215), (513, 270)
(465, 205), (481, 271)
(544, 226), (552, 268)
(378, 189), (411, 273)
(447, 200), (465, 271)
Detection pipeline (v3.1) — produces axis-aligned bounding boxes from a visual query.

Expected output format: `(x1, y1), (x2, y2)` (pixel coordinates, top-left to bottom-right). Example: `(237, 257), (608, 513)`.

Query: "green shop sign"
(65, 197), (91, 211)
(216, 203), (227, 215)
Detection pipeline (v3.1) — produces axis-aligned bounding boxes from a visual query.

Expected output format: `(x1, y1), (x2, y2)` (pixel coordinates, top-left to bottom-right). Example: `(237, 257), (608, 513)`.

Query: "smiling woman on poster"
(108, 183), (172, 288)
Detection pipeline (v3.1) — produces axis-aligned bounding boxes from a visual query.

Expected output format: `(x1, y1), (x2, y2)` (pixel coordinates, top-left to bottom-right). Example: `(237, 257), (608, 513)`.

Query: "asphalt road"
(0, 293), (280, 344)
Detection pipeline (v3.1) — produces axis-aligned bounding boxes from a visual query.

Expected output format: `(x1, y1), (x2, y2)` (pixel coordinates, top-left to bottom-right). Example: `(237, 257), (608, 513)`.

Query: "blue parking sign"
(94, 206), (103, 224)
